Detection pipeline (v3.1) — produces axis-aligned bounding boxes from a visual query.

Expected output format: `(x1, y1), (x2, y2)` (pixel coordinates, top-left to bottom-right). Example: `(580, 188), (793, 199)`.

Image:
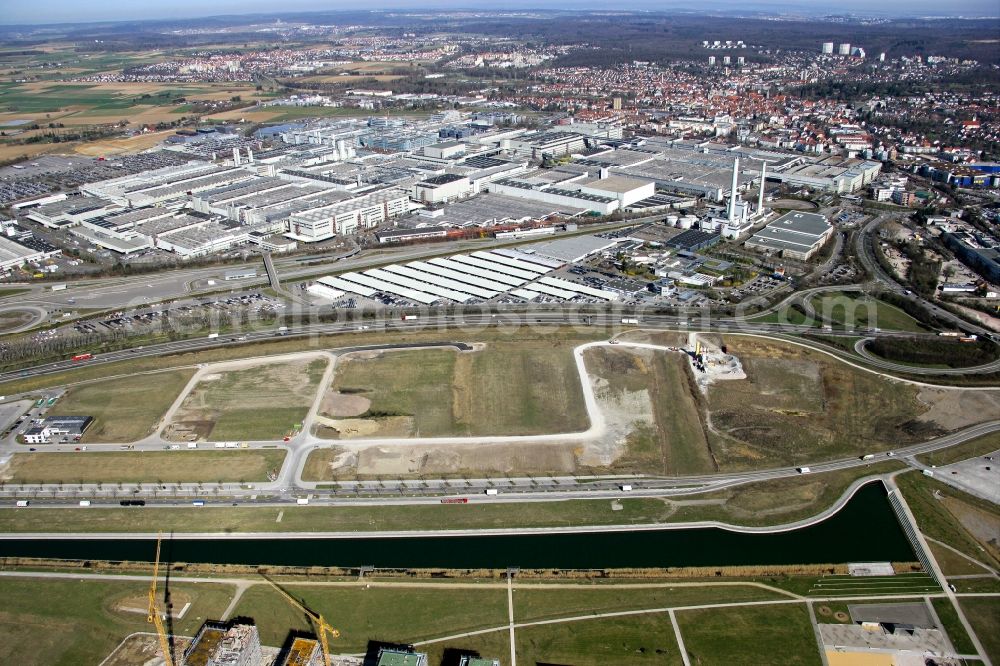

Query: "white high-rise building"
(822, 42), (834, 54)
(708, 56), (716, 66)
(838, 43), (852, 56)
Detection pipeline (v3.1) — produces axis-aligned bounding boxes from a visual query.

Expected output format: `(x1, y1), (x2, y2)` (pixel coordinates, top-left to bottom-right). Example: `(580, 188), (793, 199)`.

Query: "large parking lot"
(934, 451), (1000, 504)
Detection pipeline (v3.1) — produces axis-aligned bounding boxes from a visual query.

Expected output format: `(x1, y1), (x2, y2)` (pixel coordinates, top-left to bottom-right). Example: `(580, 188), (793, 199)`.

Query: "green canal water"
(0, 483), (914, 568)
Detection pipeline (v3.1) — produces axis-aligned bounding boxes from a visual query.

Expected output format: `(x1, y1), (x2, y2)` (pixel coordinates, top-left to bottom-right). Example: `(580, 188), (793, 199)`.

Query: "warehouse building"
(942, 231), (1000, 283)
(376, 226), (449, 244)
(23, 415), (93, 444)
(25, 197), (122, 229)
(488, 178), (619, 215)
(286, 189), (410, 242)
(411, 173), (473, 203)
(0, 234), (61, 272)
(744, 211), (833, 260)
(504, 131), (588, 159)
(575, 175), (655, 207)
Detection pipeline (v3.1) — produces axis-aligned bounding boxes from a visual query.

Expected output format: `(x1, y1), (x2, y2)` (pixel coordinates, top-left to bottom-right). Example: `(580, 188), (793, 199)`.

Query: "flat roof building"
(744, 211), (833, 260)
(376, 648), (428, 666)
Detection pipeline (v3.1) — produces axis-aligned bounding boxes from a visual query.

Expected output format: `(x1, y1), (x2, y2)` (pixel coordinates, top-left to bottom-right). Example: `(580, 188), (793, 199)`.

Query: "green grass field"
(516, 612), (684, 665)
(916, 431), (1000, 467)
(707, 337), (929, 470)
(749, 304), (814, 326)
(327, 342), (588, 437)
(928, 541), (993, 576)
(0, 577), (234, 666)
(231, 584), (508, 652)
(809, 292), (927, 333)
(931, 597), (978, 655)
(960, 597), (1000, 662)
(168, 358), (327, 441)
(3, 449), (287, 484)
(676, 603), (820, 665)
(512, 584), (787, 623)
(805, 573), (939, 596)
(48, 369), (195, 442)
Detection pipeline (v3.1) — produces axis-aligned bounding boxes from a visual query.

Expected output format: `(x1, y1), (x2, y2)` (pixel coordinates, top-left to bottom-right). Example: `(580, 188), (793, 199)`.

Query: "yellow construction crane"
(263, 576), (340, 666)
(147, 532), (174, 666)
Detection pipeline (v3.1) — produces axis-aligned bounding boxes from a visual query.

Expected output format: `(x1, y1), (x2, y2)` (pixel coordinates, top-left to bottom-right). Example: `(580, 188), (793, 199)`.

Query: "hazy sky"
(2, 0), (998, 25)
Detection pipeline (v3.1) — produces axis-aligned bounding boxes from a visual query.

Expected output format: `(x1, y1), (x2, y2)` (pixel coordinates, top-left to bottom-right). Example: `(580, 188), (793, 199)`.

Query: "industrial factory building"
(310, 238), (620, 306)
(744, 211), (833, 260)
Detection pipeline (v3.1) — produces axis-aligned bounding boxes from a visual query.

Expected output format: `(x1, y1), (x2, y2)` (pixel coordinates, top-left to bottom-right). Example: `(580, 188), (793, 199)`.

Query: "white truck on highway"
(485, 488), (499, 495)
(15, 500), (29, 507)
(296, 498), (310, 505)
(797, 467), (811, 474)
(620, 484), (633, 491)
(207, 333), (219, 339)
(621, 318), (639, 324)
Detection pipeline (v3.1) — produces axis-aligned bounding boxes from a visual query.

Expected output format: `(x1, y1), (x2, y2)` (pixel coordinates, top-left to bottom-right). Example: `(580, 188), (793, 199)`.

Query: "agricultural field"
(165, 357), (328, 441)
(48, 369), (195, 442)
(0, 449), (287, 484)
(705, 337), (933, 470)
(319, 342), (588, 438)
(583, 346), (714, 475)
(676, 603), (820, 665)
(0, 577), (234, 666)
(0, 81), (266, 125)
(808, 292), (927, 333)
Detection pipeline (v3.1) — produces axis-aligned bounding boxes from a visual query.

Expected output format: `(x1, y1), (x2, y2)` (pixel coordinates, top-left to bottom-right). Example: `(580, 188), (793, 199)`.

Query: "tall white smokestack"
(232, 147), (241, 166)
(247, 148), (254, 164)
(758, 162), (766, 213)
(728, 156), (740, 221)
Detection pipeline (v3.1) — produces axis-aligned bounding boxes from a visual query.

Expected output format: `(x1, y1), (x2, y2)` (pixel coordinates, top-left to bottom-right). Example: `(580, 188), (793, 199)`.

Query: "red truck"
(71, 353), (93, 362)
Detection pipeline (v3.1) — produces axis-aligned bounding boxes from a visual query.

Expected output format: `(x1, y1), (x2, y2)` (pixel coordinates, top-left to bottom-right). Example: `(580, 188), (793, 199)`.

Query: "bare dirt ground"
(313, 415), (413, 439)
(940, 495), (1000, 562)
(771, 199), (819, 210)
(0, 310), (35, 332)
(319, 391), (371, 418)
(915, 388), (1000, 430)
(306, 441), (579, 479)
(582, 347), (656, 467)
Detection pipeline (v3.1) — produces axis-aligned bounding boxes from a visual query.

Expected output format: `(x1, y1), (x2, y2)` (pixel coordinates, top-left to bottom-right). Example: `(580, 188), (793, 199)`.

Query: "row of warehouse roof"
(311, 248), (619, 305)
